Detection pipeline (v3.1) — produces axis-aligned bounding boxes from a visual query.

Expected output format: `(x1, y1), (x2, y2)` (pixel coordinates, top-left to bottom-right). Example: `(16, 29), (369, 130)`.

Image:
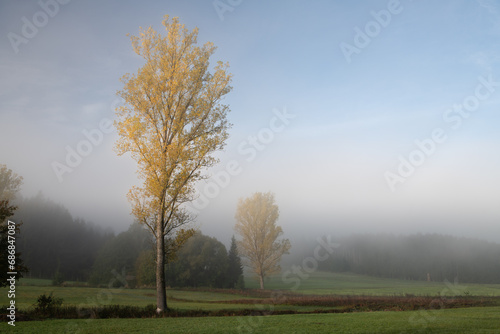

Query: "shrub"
(35, 293), (63, 313)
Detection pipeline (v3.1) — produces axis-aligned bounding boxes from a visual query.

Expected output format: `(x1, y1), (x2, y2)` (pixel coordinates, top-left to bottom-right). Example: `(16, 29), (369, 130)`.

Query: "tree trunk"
(156, 223), (167, 313)
(259, 274), (264, 290)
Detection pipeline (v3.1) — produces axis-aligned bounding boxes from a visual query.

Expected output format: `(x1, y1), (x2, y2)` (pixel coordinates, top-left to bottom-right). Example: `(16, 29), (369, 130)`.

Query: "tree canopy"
(115, 15), (232, 312)
(235, 192), (290, 289)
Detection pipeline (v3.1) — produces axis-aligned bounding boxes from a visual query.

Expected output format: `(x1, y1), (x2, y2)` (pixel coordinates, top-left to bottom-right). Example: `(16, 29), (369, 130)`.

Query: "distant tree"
(317, 233), (500, 284)
(0, 200), (16, 222)
(166, 232), (228, 288)
(135, 249), (156, 287)
(89, 223), (152, 287)
(226, 235), (244, 289)
(235, 192), (291, 289)
(0, 165), (27, 287)
(114, 15), (232, 312)
(0, 165), (23, 200)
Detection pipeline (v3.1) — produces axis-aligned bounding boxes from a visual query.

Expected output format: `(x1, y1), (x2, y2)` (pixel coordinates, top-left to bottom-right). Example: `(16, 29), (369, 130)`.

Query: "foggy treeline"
(14, 194), (113, 281)
(165, 233), (244, 289)
(90, 225), (244, 289)
(12, 195), (500, 286)
(13, 195), (243, 288)
(89, 222), (151, 286)
(308, 234), (500, 284)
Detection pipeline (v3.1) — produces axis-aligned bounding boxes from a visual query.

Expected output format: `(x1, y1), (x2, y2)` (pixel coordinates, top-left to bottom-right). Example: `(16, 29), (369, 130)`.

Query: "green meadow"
(4, 307), (500, 334)
(2, 272), (500, 333)
(246, 271), (500, 296)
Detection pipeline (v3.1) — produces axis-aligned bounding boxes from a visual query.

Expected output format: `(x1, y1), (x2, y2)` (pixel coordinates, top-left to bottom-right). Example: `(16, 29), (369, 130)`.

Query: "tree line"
(311, 233), (500, 284)
(5, 164), (500, 291)
(7, 191), (244, 289)
(9, 192), (500, 286)
(13, 194), (113, 282)
(90, 225), (244, 290)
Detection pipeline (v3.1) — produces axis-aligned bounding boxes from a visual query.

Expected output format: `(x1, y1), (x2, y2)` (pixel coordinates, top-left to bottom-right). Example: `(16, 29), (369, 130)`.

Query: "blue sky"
(1, 0), (500, 242)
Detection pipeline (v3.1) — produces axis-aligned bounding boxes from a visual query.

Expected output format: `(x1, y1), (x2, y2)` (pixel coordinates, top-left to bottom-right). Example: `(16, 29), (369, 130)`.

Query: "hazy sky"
(1, 0), (500, 243)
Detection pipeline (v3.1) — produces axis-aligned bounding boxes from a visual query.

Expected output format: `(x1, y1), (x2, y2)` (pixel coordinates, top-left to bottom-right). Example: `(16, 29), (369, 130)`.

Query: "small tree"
(0, 164), (23, 200)
(226, 235), (244, 288)
(235, 192), (290, 289)
(0, 164), (27, 287)
(115, 15), (232, 312)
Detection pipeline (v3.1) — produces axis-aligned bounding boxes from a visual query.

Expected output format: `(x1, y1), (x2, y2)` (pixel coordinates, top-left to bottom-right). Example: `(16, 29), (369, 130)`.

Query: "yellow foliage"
(115, 15), (232, 238)
(114, 15), (232, 310)
(0, 164), (23, 202)
(235, 192), (291, 289)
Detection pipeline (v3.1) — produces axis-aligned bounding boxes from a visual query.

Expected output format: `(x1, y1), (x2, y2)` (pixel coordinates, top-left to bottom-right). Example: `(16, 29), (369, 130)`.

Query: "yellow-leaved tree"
(235, 192), (291, 289)
(115, 15), (232, 312)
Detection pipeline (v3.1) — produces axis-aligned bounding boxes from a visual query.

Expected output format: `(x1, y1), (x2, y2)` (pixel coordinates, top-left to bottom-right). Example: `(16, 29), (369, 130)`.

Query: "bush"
(35, 293), (63, 312)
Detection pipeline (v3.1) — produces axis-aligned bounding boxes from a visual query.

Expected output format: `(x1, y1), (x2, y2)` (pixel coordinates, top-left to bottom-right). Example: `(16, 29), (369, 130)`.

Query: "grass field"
(1, 272), (500, 333)
(3, 307), (500, 333)
(1, 285), (261, 310)
(246, 271), (500, 296)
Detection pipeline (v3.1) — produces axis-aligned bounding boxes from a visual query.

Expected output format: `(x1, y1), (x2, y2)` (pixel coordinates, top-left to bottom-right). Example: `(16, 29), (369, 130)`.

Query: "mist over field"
(3, 2), (500, 332)
(1, 0), (500, 246)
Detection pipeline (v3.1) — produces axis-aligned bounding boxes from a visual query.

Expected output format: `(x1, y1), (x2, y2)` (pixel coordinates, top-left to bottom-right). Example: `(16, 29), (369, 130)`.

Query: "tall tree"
(0, 164), (27, 286)
(115, 15), (232, 312)
(235, 192), (291, 289)
(226, 235), (244, 288)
